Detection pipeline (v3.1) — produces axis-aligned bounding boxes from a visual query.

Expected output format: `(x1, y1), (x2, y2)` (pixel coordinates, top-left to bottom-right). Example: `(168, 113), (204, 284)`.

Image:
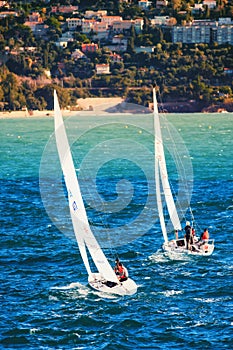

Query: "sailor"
(184, 221), (191, 234)
(184, 221), (193, 250)
(114, 257), (120, 273)
(114, 258), (128, 282)
(200, 228), (209, 242)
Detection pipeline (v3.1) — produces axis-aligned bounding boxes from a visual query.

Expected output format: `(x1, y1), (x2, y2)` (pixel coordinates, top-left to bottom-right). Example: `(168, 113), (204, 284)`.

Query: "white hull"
(162, 238), (215, 257)
(88, 273), (137, 296)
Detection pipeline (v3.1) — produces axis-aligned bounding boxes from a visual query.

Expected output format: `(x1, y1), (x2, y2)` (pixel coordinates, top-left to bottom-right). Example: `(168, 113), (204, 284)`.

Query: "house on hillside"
(82, 19), (96, 33)
(101, 15), (123, 27)
(151, 16), (170, 26)
(96, 63), (110, 75)
(203, 0), (216, 9)
(81, 43), (99, 53)
(109, 52), (123, 62)
(51, 5), (79, 14)
(138, 1), (152, 10)
(111, 35), (128, 51)
(55, 31), (74, 47)
(0, 1), (8, 8)
(0, 11), (18, 18)
(24, 12), (44, 32)
(134, 18), (144, 33)
(24, 12), (49, 38)
(71, 49), (87, 61)
(93, 22), (109, 39)
(156, 0), (168, 8)
(224, 68), (233, 75)
(191, 4), (204, 15)
(67, 18), (83, 30)
(85, 10), (107, 18)
(112, 19), (143, 34)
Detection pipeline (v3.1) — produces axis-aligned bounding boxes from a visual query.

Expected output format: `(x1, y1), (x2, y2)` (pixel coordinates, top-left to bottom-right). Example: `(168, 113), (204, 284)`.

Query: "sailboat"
(153, 88), (214, 256)
(54, 90), (137, 295)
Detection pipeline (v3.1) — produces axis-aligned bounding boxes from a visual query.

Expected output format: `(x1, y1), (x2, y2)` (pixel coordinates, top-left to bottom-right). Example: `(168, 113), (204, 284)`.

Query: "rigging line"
(161, 114), (192, 216)
(156, 88), (187, 180)
(156, 87), (192, 223)
(163, 115), (190, 192)
(156, 90), (186, 175)
(70, 139), (118, 261)
(79, 175), (117, 261)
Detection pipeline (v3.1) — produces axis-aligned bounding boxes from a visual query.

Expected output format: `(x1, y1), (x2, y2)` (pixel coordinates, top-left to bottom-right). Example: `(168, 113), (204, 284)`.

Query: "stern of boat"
(88, 273), (137, 296)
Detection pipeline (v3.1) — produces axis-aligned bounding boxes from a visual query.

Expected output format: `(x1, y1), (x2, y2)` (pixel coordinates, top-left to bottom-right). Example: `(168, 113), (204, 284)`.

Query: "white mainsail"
(153, 88), (181, 243)
(54, 90), (119, 284)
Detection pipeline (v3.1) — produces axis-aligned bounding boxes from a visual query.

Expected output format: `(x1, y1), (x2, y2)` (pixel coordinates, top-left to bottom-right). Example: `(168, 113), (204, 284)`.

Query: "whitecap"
(51, 282), (89, 295)
(194, 297), (219, 303)
(51, 282), (81, 290)
(160, 290), (183, 297)
(149, 250), (169, 263)
(48, 295), (59, 301)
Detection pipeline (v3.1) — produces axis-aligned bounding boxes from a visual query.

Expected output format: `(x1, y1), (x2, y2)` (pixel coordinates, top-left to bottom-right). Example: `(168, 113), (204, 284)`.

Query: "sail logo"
(73, 201), (78, 211)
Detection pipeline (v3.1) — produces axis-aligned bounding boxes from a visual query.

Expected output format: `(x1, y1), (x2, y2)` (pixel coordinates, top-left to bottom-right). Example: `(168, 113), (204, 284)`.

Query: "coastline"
(0, 97), (125, 119)
(0, 97), (232, 119)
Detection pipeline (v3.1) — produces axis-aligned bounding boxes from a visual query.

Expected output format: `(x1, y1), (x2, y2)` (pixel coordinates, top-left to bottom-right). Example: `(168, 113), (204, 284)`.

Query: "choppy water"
(1, 112), (233, 349)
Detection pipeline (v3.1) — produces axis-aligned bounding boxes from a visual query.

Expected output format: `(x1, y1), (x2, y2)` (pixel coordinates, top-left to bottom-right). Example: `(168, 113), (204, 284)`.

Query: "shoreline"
(0, 97), (125, 119)
(0, 97), (232, 119)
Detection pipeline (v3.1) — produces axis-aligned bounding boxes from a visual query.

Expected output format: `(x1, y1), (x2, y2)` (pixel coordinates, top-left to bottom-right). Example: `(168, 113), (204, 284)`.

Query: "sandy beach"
(2, 96), (229, 118)
(0, 97), (125, 119)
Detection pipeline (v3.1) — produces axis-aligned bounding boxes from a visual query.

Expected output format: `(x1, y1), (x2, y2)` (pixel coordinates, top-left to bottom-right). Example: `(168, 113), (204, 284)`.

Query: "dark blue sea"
(1, 112), (233, 349)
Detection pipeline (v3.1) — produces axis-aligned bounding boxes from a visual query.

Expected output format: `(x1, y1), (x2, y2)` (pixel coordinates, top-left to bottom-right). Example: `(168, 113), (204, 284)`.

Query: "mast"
(153, 88), (181, 242)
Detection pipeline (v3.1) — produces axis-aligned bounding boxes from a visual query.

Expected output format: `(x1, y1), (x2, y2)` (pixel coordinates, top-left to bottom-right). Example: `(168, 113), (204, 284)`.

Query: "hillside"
(0, 0), (232, 112)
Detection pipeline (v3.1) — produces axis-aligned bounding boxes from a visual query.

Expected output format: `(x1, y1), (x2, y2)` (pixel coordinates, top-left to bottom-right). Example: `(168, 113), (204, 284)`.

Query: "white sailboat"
(54, 90), (137, 295)
(153, 88), (214, 256)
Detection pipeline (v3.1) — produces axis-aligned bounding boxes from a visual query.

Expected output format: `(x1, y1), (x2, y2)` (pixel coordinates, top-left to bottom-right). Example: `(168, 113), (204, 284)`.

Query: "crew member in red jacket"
(200, 228), (209, 241)
(114, 258), (128, 282)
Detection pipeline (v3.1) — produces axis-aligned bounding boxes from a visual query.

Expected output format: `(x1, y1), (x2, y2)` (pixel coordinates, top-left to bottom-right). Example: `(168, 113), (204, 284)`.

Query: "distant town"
(0, 0), (232, 112)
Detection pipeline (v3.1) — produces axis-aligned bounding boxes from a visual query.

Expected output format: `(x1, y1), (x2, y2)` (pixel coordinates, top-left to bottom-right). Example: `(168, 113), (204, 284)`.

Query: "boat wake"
(50, 282), (90, 297)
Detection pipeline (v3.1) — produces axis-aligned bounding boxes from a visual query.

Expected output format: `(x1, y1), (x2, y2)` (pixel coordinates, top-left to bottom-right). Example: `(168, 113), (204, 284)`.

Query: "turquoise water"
(0, 113), (233, 349)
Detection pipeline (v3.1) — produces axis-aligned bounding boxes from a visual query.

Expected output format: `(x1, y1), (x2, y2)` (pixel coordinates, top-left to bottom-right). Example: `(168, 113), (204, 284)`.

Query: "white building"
(151, 16), (170, 26)
(71, 49), (86, 60)
(156, 0), (168, 8)
(85, 10), (107, 18)
(138, 1), (152, 10)
(67, 18), (83, 30)
(203, 0), (216, 9)
(217, 25), (233, 45)
(96, 63), (110, 74)
(172, 20), (233, 45)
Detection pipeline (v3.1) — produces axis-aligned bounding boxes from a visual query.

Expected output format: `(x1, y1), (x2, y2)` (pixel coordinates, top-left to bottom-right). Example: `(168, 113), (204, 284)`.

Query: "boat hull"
(162, 239), (214, 257)
(88, 273), (137, 296)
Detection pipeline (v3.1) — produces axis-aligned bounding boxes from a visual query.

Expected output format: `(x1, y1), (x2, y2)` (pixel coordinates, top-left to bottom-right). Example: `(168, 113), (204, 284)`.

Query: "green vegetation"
(0, 0), (232, 111)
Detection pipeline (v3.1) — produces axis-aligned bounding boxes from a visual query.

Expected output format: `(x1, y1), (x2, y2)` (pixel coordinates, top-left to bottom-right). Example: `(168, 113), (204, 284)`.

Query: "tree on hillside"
(1, 72), (27, 110)
(35, 85), (71, 109)
(127, 37), (135, 54)
(171, 0), (182, 11)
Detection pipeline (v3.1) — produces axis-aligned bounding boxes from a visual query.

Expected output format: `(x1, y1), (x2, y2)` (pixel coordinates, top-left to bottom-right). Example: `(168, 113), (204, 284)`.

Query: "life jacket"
(118, 265), (125, 276)
(202, 231), (209, 240)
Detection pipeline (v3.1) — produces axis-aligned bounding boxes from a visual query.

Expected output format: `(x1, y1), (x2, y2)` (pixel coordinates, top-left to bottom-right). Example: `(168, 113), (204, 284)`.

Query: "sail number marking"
(72, 201), (78, 211)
